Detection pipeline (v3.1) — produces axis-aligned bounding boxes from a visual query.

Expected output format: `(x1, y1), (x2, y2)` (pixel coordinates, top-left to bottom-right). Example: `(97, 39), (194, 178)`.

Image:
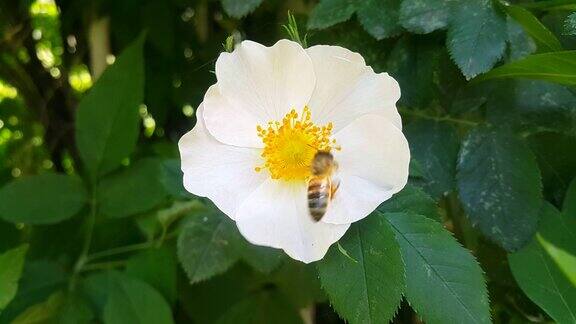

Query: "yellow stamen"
(255, 106), (338, 181)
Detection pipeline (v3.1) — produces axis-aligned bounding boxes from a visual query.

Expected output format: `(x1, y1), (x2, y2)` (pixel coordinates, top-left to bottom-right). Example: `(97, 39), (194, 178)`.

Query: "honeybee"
(307, 151), (339, 222)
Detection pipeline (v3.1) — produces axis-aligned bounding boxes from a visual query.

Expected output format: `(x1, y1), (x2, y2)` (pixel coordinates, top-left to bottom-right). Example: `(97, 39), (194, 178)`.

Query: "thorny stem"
(399, 107), (479, 127)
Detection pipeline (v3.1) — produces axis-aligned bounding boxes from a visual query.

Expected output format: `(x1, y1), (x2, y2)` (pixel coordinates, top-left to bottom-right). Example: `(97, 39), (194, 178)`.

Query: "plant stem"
(399, 107), (479, 127)
(80, 260), (128, 273)
(69, 192), (97, 290)
(86, 241), (156, 262)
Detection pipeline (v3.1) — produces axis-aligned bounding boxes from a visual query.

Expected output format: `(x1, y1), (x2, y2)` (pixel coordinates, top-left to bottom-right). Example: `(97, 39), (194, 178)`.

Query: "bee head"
(311, 151), (335, 175)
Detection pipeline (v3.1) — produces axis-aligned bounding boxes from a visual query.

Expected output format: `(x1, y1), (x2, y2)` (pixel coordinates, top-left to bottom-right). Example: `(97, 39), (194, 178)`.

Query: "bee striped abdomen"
(308, 178), (330, 222)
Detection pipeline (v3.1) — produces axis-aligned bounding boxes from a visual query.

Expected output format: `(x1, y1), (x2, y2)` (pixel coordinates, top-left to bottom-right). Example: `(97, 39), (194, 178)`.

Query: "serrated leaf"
(308, 0), (357, 30)
(0, 245), (28, 313)
(405, 120), (460, 198)
(75, 34), (145, 180)
(126, 247), (177, 304)
(216, 291), (303, 324)
(384, 212), (490, 324)
(447, 0), (507, 79)
(221, 0), (263, 18)
(501, 3), (562, 53)
(356, 0), (402, 39)
(177, 211), (242, 284)
(509, 204), (576, 323)
(474, 50), (576, 86)
(97, 158), (168, 218)
(457, 126), (542, 251)
(0, 174), (87, 225)
(378, 185), (440, 221)
(399, 0), (453, 34)
(318, 214), (405, 324)
(103, 272), (173, 324)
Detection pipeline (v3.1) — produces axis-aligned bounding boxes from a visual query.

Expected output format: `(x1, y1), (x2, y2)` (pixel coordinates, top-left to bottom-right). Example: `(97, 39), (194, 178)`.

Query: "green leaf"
(221, 0), (263, 18)
(75, 34), (145, 180)
(0, 245), (28, 313)
(126, 247), (177, 304)
(384, 212), (490, 324)
(564, 177), (576, 216)
(501, 3), (562, 52)
(274, 261), (326, 308)
(356, 0), (402, 39)
(216, 291), (303, 324)
(509, 204), (576, 323)
(405, 121), (460, 198)
(239, 243), (284, 274)
(177, 211), (242, 284)
(457, 126), (542, 251)
(507, 17), (537, 60)
(318, 214), (405, 324)
(0, 174), (87, 225)
(474, 51), (576, 85)
(103, 272), (174, 324)
(447, 0), (507, 79)
(160, 159), (191, 199)
(387, 36), (439, 109)
(378, 185), (440, 221)
(97, 158), (168, 218)
(521, 0), (576, 11)
(399, 0), (453, 34)
(11, 291), (94, 324)
(565, 12), (576, 35)
(308, 0), (357, 30)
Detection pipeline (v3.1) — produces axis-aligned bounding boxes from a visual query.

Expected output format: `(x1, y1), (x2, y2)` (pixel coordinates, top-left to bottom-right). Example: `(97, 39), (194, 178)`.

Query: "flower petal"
(235, 179), (350, 263)
(321, 114), (410, 224)
(306, 45), (402, 131)
(179, 104), (267, 218)
(205, 39), (316, 148)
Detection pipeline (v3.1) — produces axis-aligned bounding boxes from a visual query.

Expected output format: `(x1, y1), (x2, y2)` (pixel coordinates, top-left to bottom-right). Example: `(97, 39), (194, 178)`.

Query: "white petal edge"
(321, 114), (410, 224)
(235, 179), (350, 263)
(306, 45), (403, 131)
(179, 104), (267, 219)
(206, 39), (316, 148)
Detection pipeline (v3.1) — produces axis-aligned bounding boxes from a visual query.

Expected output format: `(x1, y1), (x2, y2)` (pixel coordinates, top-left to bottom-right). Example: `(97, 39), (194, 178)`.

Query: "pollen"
(256, 107), (339, 181)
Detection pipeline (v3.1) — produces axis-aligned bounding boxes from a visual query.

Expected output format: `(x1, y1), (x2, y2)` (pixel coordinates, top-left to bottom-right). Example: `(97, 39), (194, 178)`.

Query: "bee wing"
(330, 176), (341, 198)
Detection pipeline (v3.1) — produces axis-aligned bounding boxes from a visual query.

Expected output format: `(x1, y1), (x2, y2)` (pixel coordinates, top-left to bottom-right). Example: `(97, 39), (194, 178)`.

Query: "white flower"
(179, 39), (410, 263)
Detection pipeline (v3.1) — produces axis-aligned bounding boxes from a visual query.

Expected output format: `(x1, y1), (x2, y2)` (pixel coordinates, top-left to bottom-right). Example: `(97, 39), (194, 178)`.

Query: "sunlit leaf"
(75, 34), (145, 180)
(0, 245), (28, 313)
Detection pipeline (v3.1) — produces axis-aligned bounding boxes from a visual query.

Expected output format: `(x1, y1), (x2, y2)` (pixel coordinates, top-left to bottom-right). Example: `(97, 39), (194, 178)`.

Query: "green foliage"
(98, 159), (168, 218)
(216, 292), (303, 324)
(318, 214), (405, 324)
(385, 212), (490, 324)
(0, 174), (87, 224)
(447, 0), (507, 79)
(457, 126), (542, 251)
(399, 0), (452, 34)
(0, 245), (28, 313)
(102, 272), (173, 324)
(405, 121), (460, 198)
(1, 0), (575, 322)
(476, 51), (576, 85)
(75, 34), (145, 181)
(509, 204), (576, 323)
(221, 0), (264, 18)
(501, 3), (563, 52)
(177, 211), (243, 284)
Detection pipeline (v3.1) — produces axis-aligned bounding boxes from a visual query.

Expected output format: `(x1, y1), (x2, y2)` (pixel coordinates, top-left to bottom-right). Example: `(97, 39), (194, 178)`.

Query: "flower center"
(255, 107), (338, 181)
